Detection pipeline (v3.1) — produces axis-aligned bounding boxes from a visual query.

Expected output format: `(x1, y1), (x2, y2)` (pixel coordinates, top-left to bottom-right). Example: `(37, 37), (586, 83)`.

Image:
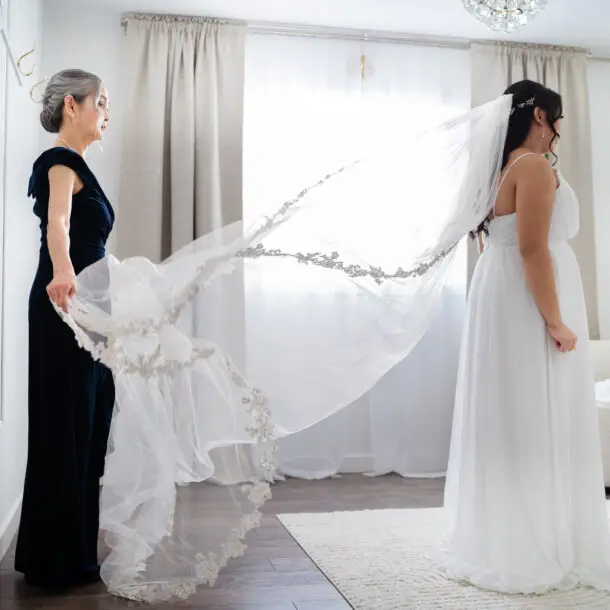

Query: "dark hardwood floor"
(0, 475), (445, 610)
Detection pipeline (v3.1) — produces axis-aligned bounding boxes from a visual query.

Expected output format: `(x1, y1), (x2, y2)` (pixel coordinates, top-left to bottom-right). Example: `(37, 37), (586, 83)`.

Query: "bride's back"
(494, 149), (544, 219)
(489, 150), (578, 247)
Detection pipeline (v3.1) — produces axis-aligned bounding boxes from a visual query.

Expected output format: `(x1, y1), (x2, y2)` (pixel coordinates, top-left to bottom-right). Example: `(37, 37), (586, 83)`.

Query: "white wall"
(589, 59), (610, 340)
(0, 1), (125, 561)
(0, 0), (43, 560)
(40, 2), (124, 251)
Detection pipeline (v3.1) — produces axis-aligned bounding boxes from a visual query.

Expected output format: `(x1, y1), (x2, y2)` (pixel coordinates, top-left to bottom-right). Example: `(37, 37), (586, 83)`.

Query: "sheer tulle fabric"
(57, 95), (512, 601)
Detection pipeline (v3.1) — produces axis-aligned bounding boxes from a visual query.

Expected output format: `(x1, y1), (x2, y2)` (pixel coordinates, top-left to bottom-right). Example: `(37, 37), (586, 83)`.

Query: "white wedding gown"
(444, 159), (610, 594)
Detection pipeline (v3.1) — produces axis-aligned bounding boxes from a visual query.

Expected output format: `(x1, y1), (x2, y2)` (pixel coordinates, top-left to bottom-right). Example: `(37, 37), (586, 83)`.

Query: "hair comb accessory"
(510, 96), (535, 116)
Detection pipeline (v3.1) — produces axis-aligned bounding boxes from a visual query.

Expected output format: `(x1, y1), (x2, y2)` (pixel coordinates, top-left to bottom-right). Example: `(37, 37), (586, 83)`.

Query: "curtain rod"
(120, 13), (466, 50)
(120, 13), (244, 29)
(248, 22), (470, 51)
(248, 22), (600, 57)
(121, 13), (605, 59)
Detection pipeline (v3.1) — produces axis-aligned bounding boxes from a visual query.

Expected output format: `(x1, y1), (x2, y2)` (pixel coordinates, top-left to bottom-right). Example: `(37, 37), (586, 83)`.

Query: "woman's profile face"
(96, 87), (110, 139)
(65, 85), (110, 142)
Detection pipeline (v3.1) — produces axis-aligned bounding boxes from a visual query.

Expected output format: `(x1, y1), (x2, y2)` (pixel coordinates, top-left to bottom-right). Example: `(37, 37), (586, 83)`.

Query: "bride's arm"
(514, 155), (561, 329)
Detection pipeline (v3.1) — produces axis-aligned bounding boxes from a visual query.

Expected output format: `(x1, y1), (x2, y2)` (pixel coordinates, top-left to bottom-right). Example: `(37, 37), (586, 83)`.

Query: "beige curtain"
(117, 14), (246, 261)
(117, 15), (255, 478)
(469, 42), (599, 338)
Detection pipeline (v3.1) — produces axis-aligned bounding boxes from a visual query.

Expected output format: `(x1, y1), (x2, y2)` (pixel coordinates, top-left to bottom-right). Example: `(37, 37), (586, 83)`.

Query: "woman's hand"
(547, 322), (577, 353)
(47, 269), (77, 313)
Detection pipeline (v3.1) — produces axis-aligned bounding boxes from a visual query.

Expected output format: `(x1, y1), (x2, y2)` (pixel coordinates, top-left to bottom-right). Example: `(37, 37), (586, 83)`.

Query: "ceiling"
(46, 0), (610, 57)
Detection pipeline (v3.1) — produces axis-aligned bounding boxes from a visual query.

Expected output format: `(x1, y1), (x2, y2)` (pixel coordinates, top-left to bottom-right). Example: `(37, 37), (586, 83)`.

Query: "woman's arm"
(46, 165), (77, 311)
(515, 155), (576, 352)
(515, 155), (560, 327)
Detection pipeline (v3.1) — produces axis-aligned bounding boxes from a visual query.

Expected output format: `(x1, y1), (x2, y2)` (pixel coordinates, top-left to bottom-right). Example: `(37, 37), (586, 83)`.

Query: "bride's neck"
(520, 132), (551, 156)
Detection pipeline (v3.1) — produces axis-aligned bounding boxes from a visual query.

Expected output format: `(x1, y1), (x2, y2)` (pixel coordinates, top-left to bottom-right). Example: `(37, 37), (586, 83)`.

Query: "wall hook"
(30, 77), (46, 103)
(17, 40), (36, 77)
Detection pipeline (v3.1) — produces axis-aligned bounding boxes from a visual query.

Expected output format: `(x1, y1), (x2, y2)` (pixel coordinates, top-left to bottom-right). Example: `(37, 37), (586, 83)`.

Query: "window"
(243, 33), (470, 291)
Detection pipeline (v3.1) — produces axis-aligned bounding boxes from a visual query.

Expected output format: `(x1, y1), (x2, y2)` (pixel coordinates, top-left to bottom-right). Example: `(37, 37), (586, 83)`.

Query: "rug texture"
(278, 507), (610, 609)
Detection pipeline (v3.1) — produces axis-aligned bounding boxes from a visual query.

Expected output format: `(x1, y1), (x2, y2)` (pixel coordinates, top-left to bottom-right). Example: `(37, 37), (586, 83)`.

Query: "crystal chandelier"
(462, 0), (549, 33)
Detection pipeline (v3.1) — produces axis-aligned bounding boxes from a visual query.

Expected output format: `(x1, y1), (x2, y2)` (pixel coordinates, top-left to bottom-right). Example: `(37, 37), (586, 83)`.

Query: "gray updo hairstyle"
(40, 69), (103, 133)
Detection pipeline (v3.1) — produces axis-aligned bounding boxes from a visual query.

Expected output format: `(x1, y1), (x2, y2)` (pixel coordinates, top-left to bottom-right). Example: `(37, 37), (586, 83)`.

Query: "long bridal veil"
(58, 94), (511, 602)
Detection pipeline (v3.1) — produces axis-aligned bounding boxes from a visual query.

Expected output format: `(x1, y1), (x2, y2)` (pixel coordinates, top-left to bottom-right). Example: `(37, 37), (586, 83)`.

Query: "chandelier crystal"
(462, 0), (549, 33)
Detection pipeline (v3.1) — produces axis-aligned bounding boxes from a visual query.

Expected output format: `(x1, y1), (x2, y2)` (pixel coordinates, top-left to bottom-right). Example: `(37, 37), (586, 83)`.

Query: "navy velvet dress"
(15, 148), (115, 587)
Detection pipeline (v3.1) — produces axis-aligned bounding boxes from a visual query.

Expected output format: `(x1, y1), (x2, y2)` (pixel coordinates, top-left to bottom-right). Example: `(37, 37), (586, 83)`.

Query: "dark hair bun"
(39, 106), (62, 133)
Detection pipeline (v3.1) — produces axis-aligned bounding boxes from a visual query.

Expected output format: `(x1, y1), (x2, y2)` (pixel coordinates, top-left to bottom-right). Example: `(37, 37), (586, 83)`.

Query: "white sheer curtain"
(243, 34), (470, 478)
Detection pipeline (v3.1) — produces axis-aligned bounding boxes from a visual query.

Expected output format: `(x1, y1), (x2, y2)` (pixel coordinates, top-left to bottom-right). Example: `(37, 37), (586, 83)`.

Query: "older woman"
(15, 69), (114, 587)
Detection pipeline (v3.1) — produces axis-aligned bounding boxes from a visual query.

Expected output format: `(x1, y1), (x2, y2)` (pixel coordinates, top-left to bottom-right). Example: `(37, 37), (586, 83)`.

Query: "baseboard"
(340, 454), (374, 473)
(0, 495), (21, 563)
(340, 455), (448, 478)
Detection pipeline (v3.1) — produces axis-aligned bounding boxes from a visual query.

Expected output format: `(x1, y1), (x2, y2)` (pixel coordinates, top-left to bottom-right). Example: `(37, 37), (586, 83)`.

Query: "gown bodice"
(28, 147), (115, 277)
(487, 175), (579, 248)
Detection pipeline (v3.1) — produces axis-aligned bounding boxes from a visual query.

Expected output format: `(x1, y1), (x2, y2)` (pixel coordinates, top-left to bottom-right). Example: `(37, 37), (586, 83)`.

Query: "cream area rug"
(278, 508), (610, 609)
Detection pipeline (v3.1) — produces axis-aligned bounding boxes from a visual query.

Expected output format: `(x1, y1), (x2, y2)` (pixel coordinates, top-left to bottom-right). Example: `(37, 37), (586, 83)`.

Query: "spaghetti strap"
(493, 152), (538, 214)
(497, 152), (537, 192)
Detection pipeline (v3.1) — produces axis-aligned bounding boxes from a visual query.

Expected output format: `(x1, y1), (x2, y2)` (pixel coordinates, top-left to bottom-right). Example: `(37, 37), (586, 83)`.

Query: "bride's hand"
(547, 322), (577, 353)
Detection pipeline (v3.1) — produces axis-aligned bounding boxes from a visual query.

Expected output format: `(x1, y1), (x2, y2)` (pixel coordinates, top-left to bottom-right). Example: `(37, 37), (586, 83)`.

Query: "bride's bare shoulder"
(517, 153), (549, 168)
(512, 152), (555, 184)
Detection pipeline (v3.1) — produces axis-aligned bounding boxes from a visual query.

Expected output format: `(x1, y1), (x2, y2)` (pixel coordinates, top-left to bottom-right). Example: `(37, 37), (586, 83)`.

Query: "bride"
(443, 79), (610, 594)
(30, 70), (610, 601)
